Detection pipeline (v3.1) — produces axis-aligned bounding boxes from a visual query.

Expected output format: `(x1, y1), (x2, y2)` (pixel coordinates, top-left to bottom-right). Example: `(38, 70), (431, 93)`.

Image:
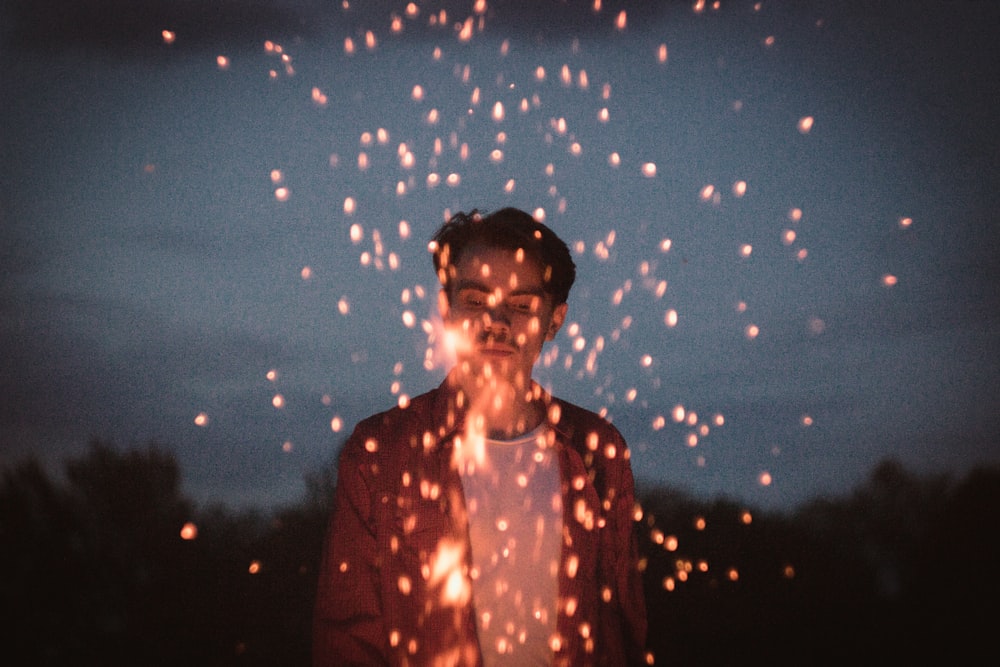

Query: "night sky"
(3, 0), (998, 512)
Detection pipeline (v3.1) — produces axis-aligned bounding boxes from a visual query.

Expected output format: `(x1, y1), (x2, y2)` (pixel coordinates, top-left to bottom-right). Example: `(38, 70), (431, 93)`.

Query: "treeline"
(1, 440), (996, 666)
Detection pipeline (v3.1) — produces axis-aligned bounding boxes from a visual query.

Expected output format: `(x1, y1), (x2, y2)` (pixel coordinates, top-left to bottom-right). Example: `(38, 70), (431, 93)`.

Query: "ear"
(437, 288), (451, 320)
(545, 302), (568, 341)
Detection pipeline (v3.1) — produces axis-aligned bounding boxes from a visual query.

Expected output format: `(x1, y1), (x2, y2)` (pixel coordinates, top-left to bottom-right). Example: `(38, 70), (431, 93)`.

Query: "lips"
(479, 343), (516, 356)
(477, 335), (517, 356)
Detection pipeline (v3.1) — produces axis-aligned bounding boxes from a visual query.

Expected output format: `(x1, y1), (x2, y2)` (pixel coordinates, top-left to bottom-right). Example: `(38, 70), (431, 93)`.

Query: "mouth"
(478, 342), (517, 357)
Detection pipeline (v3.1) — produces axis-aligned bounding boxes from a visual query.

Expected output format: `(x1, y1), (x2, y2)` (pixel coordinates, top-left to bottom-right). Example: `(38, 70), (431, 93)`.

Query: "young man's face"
(439, 243), (567, 389)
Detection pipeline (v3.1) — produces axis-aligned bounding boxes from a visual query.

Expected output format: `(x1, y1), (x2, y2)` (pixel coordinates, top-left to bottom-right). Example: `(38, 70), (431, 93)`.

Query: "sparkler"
(158, 2), (922, 659)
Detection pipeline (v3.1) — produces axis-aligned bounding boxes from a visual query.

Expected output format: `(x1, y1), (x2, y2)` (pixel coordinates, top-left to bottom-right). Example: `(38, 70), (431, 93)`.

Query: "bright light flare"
(798, 116), (815, 133)
(161, 30), (176, 45)
(429, 539), (471, 606)
(180, 522), (197, 540)
(194, 412), (209, 427)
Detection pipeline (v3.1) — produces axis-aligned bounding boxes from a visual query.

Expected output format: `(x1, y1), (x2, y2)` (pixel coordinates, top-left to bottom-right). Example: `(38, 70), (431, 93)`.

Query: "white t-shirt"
(459, 424), (563, 666)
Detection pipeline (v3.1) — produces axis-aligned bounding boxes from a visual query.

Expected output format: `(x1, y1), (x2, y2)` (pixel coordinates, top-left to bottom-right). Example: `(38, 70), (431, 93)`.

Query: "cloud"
(2, 0), (680, 55)
(2, 0), (324, 53)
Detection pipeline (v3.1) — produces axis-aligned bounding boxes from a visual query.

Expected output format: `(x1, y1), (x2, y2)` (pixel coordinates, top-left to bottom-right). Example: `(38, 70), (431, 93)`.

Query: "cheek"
(527, 317), (541, 334)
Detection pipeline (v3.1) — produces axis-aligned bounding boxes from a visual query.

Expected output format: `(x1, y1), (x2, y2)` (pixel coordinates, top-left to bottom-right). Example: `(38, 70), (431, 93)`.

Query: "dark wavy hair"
(431, 207), (577, 305)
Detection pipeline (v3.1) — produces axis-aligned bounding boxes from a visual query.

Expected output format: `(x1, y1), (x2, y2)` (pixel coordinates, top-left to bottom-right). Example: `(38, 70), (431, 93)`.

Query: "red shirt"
(313, 378), (648, 666)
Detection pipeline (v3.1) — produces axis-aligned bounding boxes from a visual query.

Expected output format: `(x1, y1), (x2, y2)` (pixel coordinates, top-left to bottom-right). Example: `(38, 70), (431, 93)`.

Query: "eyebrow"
(454, 279), (546, 298)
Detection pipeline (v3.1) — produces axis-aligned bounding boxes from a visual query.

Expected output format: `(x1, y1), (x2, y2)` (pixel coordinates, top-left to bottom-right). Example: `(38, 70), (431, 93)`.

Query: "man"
(314, 208), (648, 666)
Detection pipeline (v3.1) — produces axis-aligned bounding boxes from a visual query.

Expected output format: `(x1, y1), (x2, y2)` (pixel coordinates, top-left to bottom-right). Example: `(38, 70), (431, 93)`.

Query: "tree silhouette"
(2, 441), (996, 666)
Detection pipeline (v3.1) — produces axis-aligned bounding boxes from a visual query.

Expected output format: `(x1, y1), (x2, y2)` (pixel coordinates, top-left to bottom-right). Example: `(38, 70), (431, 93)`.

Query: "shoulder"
(341, 386), (442, 456)
(550, 395), (626, 445)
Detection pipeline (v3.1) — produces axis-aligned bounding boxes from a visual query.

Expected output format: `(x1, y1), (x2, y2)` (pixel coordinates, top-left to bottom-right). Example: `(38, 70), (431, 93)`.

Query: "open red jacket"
(313, 379), (648, 666)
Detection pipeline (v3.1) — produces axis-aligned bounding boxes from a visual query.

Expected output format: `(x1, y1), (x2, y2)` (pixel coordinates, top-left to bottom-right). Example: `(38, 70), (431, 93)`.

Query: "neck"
(448, 370), (544, 439)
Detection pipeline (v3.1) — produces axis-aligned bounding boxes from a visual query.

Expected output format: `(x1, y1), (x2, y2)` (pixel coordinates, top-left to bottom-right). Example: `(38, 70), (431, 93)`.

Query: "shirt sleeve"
(614, 440), (649, 665)
(600, 425), (649, 666)
(313, 428), (389, 666)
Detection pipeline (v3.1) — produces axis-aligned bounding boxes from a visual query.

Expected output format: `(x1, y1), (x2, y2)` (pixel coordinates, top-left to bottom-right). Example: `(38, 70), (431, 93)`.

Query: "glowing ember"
(179, 522), (197, 540)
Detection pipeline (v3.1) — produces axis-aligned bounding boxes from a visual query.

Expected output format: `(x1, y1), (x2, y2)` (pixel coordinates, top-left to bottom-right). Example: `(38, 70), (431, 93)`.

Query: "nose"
(482, 309), (511, 336)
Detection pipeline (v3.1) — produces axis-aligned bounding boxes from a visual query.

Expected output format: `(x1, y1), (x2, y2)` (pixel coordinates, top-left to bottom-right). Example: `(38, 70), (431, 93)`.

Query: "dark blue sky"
(3, 0), (998, 511)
